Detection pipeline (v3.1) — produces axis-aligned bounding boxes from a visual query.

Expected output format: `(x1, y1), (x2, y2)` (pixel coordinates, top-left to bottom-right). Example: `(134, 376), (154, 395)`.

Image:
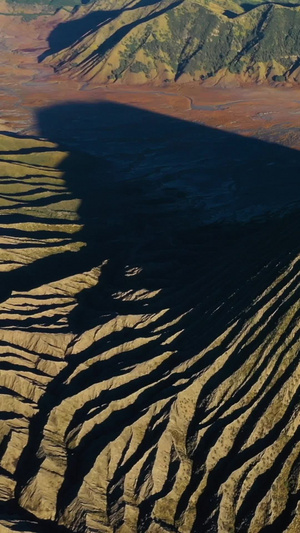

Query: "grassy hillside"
(43, 0), (300, 85)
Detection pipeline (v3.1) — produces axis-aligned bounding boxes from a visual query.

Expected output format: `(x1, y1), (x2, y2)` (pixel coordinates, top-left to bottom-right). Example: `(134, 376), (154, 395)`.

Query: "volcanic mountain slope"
(42, 0), (300, 85)
(0, 103), (299, 532)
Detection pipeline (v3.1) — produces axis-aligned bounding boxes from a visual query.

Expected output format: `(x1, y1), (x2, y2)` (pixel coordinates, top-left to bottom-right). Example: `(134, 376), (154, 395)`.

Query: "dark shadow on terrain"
(241, 1), (300, 11)
(223, 9), (238, 18)
(39, 0), (181, 61)
(39, 10), (122, 60)
(0, 502), (71, 533)
(5, 101), (300, 531)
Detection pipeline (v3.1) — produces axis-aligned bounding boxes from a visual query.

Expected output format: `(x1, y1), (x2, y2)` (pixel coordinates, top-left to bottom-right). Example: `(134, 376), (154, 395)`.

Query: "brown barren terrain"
(1, 13), (300, 146)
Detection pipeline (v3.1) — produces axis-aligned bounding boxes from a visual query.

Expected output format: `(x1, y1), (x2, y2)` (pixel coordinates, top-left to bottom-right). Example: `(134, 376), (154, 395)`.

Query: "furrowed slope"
(0, 134), (83, 274)
(0, 103), (299, 532)
(43, 0), (300, 85)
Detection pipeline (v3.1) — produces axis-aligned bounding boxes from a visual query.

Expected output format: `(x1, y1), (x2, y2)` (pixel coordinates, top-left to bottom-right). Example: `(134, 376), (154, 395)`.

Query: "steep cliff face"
(42, 0), (300, 85)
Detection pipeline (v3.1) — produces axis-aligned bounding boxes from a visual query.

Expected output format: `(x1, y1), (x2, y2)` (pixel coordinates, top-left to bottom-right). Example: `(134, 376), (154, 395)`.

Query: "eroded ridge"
(0, 132), (299, 532)
(0, 134), (83, 274)
(15, 254), (300, 533)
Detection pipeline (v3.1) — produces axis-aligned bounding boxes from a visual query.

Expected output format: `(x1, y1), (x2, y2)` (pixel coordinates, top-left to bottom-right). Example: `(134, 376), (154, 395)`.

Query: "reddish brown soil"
(1, 13), (300, 149)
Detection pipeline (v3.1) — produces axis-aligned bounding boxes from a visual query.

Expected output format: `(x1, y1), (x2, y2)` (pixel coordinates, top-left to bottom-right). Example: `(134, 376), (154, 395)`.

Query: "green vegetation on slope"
(4, 0), (90, 14)
(44, 0), (300, 84)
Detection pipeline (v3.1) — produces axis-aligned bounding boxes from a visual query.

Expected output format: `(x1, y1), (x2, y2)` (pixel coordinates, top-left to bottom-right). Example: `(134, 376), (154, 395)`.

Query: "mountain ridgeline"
(41, 0), (300, 85)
